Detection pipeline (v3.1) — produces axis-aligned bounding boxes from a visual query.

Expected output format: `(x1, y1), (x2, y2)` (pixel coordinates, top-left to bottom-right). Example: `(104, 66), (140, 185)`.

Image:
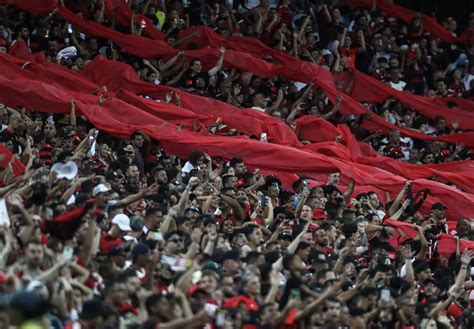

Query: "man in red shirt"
(99, 213), (132, 255)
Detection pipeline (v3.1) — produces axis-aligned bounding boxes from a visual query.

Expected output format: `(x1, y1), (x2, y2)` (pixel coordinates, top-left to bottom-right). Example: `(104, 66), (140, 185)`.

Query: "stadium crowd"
(0, 0), (474, 328)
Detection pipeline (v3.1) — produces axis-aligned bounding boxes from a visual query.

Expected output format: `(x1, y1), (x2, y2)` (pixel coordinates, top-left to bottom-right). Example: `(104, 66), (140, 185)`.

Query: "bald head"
(9, 113), (24, 132)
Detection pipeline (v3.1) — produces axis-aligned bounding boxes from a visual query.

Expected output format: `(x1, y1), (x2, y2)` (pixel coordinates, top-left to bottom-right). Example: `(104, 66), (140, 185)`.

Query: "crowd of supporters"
(0, 0), (474, 328)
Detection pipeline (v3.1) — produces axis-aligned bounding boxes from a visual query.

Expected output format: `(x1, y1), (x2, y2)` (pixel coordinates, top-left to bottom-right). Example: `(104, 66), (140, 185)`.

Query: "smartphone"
(260, 195), (267, 208)
(62, 246), (74, 261)
(381, 288), (391, 301)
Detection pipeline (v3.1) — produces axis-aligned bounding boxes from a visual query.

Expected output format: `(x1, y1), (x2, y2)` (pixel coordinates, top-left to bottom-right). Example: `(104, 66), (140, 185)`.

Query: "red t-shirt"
(99, 232), (124, 255)
(279, 309), (299, 329)
(339, 48), (358, 69)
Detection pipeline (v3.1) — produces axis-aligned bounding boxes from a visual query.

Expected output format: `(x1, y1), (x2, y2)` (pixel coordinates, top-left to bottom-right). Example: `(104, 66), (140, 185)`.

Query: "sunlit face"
(369, 193), (380, 208)
(127, 165), (140, 181)
(244, 275), (261, 296)
(154, 170), (168, 184)
(43, 123), (56, 138)
(325, 301), (341, 322)
(199, 274), (218, 294)
(191, 60), (202, 73)
(222, 220), (234, 235)
(165, 234), (184, 254)
(327, 173), (340, 186)
(249, 227), (264, 246)
(422, 153), (435, 164)
(236, 189), (248, 202)
(313, 229), (329, 246)
(301, 205), (312, 220)
(211, 195), (221, 208)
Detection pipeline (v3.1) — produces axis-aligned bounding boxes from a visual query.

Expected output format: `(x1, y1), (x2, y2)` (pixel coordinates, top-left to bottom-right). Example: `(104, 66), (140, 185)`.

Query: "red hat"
(223, 295), (259, 311)
(188, 284), (209, 297)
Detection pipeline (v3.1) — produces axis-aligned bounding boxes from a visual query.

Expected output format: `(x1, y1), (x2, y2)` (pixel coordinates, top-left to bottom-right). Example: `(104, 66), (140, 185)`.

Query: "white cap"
(321, 49), (332, 56)
(51, 161), (78, 180)
(56, 46), (77, 61)
(92, 183), (112, 197)
(112, 214), (132, 232)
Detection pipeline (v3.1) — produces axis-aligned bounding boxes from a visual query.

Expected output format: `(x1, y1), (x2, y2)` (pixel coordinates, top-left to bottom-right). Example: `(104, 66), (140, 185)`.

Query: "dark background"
(395, 0), (474, 30)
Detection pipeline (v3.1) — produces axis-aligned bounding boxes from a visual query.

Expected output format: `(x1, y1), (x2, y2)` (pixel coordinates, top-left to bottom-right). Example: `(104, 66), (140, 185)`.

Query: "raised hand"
(188, 176), (200, 188)
(460, 249), (472, 266)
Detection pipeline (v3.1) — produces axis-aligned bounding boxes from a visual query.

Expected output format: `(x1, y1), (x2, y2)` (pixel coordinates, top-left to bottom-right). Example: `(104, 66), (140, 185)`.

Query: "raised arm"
(342, 178), (355, 202)
(273, 221), (311, 272)
(220, 191), (245, 220)
(323, 94), (343, 121)
(269, 89), (284, 112)
(208, 47), (225, 77)
(176, 177), (199, 216)
(389, 181), (410, 216)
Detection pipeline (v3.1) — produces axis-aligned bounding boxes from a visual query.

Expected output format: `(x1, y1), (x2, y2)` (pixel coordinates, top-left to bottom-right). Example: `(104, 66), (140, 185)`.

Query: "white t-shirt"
(251, 106), (266, 112)
(390, 80), (407, 91)
(181, 161), (195, 176)
(245, 0), (261, 9)
(463, 73), (474, 91)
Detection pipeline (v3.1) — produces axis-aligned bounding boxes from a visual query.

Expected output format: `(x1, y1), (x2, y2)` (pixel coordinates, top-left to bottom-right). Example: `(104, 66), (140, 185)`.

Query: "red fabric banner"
(0, 0), (57, 15)
(55, 6), (474, 149)
(0, 144), (26, 177)
(8, 40), (45, 64)
(1, 52), (474, 220)
(437, 233), (474, 258)
(2, 2), (474, 222)
(347, 0), (473, 44)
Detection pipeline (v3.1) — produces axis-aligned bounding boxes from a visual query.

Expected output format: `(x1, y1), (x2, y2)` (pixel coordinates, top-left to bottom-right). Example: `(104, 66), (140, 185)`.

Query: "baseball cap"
(188, 284), (209, 297)
(278, 232), (293, 241)
(431, 202), (447, 210)
(112, 214), (132, 231)
(51, 161), (78, 180)
(321, 49), (332, 56)
(131, 242), (151, 258)
(105, 171), (122, 181)
(92, 184), (112, 197)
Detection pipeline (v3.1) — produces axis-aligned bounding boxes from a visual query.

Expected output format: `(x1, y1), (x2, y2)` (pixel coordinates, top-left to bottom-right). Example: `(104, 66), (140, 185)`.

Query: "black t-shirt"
(355, 46), (375, 74)
(30, 34), (48, 52)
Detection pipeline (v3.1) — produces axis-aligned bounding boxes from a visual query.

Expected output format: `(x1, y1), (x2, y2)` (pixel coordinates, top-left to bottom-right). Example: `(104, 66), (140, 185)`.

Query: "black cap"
(431, 202), (447, 210)
(105, 171), (122, 181)
(131, 242), (151, 258)
(278, 232), (293, 241)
